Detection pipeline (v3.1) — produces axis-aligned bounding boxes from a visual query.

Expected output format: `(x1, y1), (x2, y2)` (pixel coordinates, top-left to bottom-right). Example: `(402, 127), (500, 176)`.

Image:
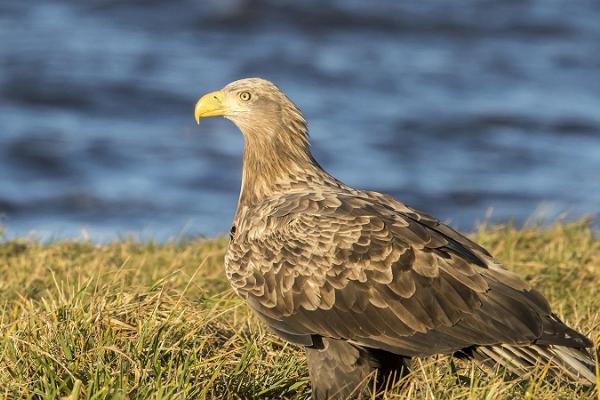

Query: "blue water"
(1, 1), (599, 241)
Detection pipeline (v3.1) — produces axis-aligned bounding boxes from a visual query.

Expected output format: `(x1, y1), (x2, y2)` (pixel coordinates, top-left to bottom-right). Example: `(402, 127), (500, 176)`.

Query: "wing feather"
(225, 190), (583, 356)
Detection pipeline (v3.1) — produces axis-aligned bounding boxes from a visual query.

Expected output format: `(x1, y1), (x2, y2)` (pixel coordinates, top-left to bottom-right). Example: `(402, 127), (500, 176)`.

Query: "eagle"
(194, 78), (597, 399)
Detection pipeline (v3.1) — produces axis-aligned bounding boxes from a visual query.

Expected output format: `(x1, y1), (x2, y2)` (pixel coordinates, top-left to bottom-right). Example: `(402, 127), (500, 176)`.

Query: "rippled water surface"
(1, 1), (599, 240)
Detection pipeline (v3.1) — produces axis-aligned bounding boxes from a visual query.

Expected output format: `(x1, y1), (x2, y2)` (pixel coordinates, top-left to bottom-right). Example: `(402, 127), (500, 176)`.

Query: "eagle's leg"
(305, 337), (409, 400)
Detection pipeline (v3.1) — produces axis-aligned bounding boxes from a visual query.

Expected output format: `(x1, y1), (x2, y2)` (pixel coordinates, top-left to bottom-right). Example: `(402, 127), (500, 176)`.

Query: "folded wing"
(225, 191), (591, 356)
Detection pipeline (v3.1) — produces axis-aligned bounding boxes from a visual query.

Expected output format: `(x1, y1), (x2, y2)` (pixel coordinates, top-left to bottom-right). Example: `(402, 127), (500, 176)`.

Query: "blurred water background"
(1, 0), (599, 241)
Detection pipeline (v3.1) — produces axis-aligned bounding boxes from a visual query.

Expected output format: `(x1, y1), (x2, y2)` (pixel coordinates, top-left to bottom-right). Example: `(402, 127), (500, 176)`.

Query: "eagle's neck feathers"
(234, 111), (337, 209)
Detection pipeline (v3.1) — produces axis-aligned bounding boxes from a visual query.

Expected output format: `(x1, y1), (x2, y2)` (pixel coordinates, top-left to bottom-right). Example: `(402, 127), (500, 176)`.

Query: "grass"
(0, 221), (598, 399)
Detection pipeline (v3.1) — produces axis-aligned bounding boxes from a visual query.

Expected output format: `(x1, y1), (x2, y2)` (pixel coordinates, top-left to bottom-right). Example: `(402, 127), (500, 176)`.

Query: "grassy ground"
(0, 221), (598, 399)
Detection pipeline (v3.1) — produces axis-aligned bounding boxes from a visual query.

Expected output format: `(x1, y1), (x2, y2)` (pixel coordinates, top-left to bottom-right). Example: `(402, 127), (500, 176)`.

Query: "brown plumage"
(194, 78), (597, 399)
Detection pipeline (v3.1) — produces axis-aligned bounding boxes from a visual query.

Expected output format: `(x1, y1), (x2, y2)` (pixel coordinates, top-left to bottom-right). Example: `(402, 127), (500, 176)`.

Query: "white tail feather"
(474, 344), (597, 386)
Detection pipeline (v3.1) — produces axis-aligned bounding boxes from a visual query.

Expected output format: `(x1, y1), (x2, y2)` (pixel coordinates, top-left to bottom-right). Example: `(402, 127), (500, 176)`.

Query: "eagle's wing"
(226, 191), (590, 355)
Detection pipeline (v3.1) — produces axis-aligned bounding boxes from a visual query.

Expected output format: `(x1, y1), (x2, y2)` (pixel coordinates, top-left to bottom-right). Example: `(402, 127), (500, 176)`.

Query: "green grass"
(0, 221), (598, 399)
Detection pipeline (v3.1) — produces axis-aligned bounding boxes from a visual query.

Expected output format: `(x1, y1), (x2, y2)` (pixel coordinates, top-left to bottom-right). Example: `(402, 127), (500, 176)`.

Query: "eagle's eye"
(239, 91), (252, 101)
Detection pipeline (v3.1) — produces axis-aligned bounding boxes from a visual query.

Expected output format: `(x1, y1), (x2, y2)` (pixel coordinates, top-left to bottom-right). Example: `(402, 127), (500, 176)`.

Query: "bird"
(194, 78), (597, 399)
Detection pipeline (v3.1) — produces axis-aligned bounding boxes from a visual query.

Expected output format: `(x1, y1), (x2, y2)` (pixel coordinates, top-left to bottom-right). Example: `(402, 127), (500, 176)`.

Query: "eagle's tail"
(472, 343), (598, 386)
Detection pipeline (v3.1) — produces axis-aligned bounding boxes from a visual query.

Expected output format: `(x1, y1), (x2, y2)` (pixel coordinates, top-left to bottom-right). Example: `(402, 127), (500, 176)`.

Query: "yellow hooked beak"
(194, 90), (226, 124)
